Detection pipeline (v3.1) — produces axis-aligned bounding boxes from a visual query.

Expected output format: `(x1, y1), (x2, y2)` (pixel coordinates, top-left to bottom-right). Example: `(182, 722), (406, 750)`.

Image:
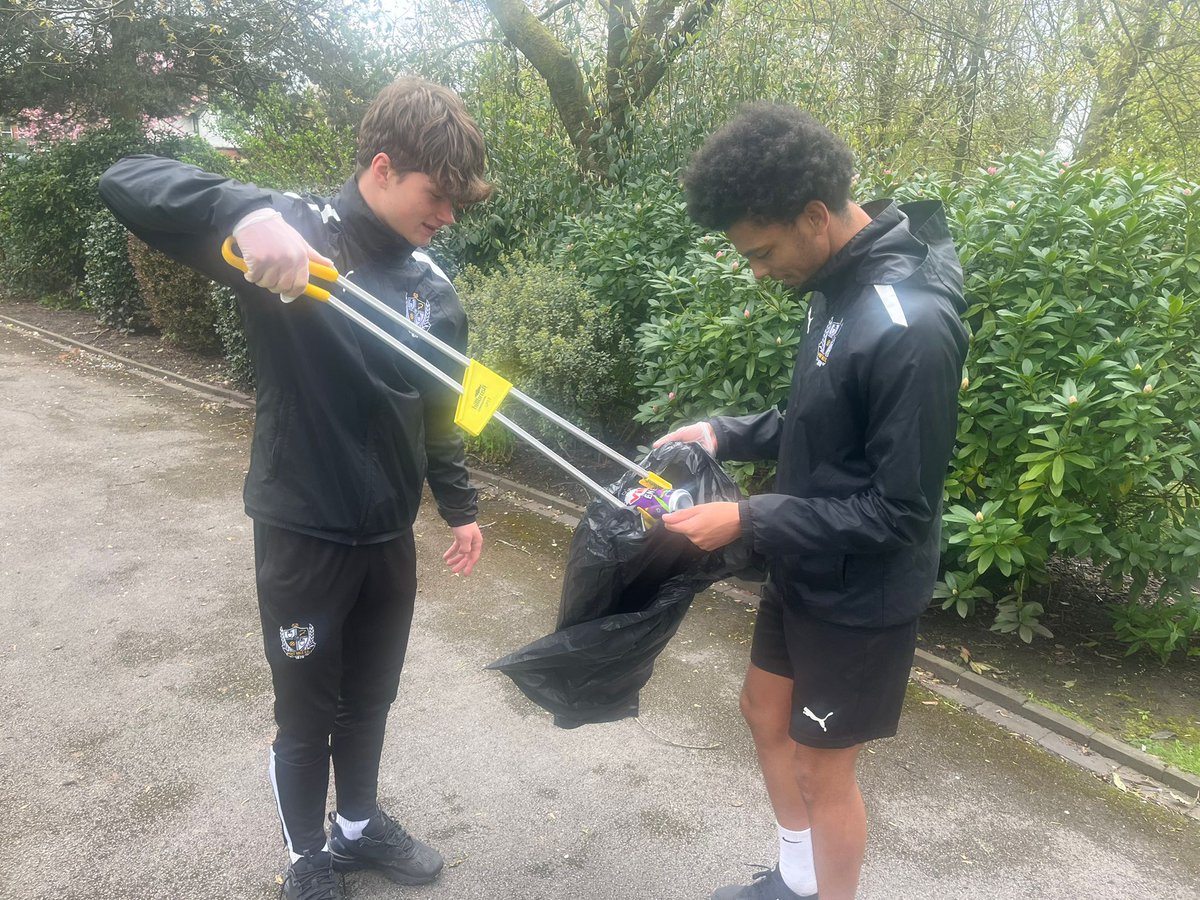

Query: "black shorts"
(750, 586), (918, 749)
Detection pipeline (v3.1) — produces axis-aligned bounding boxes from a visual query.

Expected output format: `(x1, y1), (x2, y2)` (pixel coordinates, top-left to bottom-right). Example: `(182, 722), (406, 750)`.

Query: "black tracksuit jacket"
(711, 199), (968, 628)
(99, 156), (477, 543)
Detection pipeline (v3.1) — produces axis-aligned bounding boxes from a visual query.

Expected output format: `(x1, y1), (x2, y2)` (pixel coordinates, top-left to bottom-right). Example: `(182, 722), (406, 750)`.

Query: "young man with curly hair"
(656, 105), (968, 899)
(101, 78), (491, 900)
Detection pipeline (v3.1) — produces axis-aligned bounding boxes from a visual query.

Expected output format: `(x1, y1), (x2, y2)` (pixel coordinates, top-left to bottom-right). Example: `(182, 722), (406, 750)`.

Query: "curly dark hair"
(684, 104), (856, 230)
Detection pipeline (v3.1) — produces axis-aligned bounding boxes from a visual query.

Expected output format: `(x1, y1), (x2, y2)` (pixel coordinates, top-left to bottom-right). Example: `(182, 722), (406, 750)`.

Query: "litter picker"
(222, 238), (674, 513)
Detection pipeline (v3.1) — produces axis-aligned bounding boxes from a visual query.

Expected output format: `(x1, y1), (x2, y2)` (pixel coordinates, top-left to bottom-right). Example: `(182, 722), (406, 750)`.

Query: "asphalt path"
(2, 324), (1198, 900)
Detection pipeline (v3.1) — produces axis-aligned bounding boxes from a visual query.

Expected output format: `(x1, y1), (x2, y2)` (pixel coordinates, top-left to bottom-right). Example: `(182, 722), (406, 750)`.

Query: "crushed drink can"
(623, 486), (694, 518)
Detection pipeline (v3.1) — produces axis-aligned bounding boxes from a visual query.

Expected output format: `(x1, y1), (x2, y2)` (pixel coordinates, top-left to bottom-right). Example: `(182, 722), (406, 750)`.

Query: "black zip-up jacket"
(100, 155), (477, 544)
(710, 199), (968, 628)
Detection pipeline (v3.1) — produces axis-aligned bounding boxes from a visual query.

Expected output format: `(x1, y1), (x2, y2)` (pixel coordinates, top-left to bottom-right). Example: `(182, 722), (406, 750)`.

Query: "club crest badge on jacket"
(405, 292), (432, 330)
(816, 318), (843, 367)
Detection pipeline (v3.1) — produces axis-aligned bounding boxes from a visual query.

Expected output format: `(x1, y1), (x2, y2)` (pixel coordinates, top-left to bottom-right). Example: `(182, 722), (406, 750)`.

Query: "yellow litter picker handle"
(221, 237), (339, 302)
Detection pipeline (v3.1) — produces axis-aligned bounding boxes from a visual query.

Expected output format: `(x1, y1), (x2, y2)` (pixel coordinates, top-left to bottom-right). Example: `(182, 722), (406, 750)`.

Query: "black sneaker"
(710, 865), (817, 900)
(281, 850), (343, 900)
(328, 809), (444, 885)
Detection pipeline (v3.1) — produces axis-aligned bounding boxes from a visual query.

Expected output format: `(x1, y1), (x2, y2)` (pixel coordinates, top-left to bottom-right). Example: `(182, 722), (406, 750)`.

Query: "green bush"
(0, 125), (231, 299)
(83, 210), (150, 333)
(211, 284), (254, 389)
(634, 238), (799, 490)
(455, 253), (630, 438)
(531, 171), (706, 425)
(218, 86), (356, 194)
(635, 238), (800, 421)
(637, 153), (1200, 660)
(1, 124), (145, 297)
(557, 171), (703, 331)
(1110, 598), (1200, 664)
(126, 235), (220, 353)
(434, 60), (587, 273)
(890, 153), (1200, 659)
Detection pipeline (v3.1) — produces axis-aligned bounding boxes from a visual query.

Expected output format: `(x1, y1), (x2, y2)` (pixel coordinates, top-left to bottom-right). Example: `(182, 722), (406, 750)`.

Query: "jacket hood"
(806, 199), (965, 312)
(332, 177), (416, 269)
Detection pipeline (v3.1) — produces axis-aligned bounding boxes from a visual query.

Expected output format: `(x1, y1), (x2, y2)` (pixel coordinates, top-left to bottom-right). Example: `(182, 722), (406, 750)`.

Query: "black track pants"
(254, 521), (418, 854)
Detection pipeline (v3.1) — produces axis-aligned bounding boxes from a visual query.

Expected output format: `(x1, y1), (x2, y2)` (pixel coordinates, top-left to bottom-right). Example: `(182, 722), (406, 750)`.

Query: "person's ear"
(801, 200), (831, 235)
(368, 153), (392, 189)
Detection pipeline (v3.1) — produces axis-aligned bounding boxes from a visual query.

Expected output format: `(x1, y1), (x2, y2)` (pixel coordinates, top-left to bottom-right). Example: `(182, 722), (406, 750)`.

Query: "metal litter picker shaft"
(222, 239), (669, 510)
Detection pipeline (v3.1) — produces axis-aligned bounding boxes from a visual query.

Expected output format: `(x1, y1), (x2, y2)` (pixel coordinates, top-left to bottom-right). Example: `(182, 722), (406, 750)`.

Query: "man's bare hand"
(444, 522), (484, 575)
(661, 501), (741, 550)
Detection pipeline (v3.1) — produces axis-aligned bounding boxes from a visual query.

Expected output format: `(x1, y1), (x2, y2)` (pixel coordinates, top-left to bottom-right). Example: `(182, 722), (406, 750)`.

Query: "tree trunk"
(951, 0), (991, 179)
(107, 0), (142, 122)
(874, 38), (900, 147)
(1076, 0), (1168, 163)
(606, 1), (634, 137)
(484, 0), (600, 173)
(484, 0), (720, 176)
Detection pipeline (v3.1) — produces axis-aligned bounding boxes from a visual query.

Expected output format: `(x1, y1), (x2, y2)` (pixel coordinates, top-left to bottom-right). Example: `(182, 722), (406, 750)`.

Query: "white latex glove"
(232, 208), (334, 301)
(652, 421), (718, 456)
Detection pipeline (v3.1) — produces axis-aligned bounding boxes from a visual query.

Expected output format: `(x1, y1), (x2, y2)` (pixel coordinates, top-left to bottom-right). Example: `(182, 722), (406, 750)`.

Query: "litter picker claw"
(222, 237), (672, 511)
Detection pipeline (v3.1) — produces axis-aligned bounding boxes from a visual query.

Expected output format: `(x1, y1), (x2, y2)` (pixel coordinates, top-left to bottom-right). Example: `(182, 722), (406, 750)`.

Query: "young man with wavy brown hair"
(101, 77), (491, 900)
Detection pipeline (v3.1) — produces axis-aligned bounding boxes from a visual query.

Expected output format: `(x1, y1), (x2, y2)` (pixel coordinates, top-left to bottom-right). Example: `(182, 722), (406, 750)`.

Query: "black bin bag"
(487, 441), (760, 728)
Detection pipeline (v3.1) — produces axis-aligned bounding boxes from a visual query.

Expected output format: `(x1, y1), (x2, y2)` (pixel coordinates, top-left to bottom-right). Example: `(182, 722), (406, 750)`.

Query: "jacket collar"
(802, 199), (913, 298)
(332, 176), (416, 267)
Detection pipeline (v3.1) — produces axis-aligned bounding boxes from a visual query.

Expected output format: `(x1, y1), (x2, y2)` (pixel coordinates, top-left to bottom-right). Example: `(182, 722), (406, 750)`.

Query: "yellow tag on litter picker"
(639, 471), (672, 490)
(454, 359), (513, 436)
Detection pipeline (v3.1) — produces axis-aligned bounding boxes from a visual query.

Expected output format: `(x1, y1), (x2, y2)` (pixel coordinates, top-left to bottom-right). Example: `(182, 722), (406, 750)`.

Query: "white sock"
(289, 841), (330, 864)
(336, 813), (371, 841)
(778, 823), (818, 896)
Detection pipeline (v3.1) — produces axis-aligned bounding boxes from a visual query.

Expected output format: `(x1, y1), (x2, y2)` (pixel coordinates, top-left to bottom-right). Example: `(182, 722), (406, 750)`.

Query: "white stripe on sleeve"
(874, 284), (908, 327)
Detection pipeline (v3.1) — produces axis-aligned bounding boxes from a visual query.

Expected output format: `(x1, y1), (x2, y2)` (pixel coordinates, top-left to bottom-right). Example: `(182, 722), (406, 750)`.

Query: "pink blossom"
(715, 250), (725, 259)
(1184, 188), (1194, 196)
(10, 109), (91, 144)
(883, 168), (893, 176)
(743, 308), (751, 319)
(668, 391), (676, 401)
(987, 166), (998, 176)
(1006, 201), (1016, 209)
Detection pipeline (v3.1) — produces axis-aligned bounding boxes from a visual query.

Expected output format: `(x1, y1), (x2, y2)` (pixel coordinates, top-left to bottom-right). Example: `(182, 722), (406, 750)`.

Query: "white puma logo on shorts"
(803, 706), (833, 732)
